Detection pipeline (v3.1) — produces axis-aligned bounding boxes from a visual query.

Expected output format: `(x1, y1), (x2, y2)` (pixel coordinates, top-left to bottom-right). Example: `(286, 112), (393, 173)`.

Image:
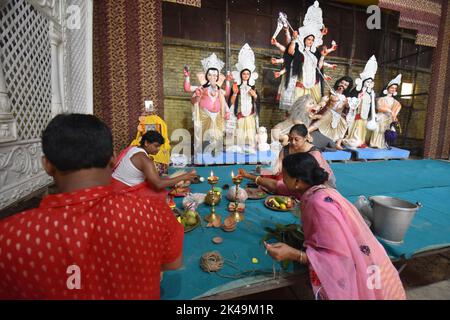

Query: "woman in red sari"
(112, 131), (196, 199)
(264, 153), (406, 300)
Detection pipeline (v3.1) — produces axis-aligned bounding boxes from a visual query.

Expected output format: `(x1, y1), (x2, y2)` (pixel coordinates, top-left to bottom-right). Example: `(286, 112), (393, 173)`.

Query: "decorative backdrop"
(423, 0), (450, 159)
(93, 0), (164, 152)
(163, 0), (201, 7)
(379, 0), (443, 47)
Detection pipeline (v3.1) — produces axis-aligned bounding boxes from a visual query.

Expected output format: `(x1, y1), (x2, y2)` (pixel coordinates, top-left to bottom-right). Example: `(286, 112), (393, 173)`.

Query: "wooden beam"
(225, 0), (231, 72)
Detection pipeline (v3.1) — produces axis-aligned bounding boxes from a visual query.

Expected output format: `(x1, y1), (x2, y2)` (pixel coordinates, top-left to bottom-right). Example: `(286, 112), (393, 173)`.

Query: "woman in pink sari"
(239, 124), (336, 195)
(265, 152), (406, 300)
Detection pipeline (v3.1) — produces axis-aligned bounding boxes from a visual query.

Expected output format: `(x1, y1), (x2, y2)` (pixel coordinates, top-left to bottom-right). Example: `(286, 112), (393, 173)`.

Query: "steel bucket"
(369, 196), (421, 243)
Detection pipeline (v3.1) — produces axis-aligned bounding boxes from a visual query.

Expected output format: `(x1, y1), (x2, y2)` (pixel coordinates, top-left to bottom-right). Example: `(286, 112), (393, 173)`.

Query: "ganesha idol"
(183, 53), (231, 154)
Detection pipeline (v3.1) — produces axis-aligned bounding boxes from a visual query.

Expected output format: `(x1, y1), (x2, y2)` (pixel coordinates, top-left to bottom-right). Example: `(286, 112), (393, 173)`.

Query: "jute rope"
(200, 251), (278, 279)
(200, 251), (224, 272)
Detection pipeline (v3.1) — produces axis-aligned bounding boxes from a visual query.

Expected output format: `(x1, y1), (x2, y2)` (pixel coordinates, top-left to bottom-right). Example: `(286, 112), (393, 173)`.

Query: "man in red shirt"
(0, 114), (184, 299)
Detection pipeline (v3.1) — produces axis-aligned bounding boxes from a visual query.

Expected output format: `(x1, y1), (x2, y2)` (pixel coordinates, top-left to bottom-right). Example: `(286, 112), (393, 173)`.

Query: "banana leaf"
(262, 223), (305, 270)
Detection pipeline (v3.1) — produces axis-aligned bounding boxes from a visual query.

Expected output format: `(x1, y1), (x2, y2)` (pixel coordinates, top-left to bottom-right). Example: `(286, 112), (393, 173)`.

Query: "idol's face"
(304, 35), (315, 48)
(337, 80), (350, 93)
(388, 84), (398, 95)
(207, 70), (219, 85)
(364, 79), (374, 92)
(241, 70), (251, 82)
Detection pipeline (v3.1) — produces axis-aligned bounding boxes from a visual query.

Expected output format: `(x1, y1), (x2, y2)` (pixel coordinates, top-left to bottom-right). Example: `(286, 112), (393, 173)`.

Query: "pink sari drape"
(300, 185), (406, 300)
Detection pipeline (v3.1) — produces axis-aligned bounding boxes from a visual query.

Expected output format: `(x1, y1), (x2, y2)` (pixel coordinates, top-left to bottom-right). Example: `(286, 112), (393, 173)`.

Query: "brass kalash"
(204, 171), (221, 225)
(229, 171), (244, 222)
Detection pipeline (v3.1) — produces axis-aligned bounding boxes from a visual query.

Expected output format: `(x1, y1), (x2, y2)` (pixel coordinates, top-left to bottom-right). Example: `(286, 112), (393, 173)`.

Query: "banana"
(271, 198), (281, 208)
(274, 196), (288, 205)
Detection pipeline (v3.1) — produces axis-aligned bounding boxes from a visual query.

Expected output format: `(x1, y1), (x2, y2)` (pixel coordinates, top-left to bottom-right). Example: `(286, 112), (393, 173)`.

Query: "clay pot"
(222, 217), (237, 232)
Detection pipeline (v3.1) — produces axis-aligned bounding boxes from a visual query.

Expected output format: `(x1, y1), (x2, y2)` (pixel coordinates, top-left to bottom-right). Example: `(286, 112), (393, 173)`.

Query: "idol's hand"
(271, 57), (278, 65)
(271, 38), (278, 46)
(331, 42), (338, 51)
(183, 65), (190, 77)
(274, 71), (281, 79)
(232, 83), (239, 94)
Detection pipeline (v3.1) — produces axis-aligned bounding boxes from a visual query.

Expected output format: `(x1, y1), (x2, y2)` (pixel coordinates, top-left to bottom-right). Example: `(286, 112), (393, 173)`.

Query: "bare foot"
(336, 139), (344, 150)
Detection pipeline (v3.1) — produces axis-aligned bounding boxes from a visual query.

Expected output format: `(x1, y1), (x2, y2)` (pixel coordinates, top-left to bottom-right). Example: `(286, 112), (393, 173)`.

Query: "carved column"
(0, 57), (18, 143)
(26, 0), (65, 117)
(49, 22), (64, 117)
(0, 0), (17, 142)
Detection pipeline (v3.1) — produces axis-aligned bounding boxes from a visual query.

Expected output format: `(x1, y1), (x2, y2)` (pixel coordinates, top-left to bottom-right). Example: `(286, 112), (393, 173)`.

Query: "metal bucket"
(369, 196), (421, 243)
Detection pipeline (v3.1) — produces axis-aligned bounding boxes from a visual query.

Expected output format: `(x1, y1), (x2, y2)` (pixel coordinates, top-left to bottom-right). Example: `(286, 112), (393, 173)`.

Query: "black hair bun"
(313, 167), (329, 185)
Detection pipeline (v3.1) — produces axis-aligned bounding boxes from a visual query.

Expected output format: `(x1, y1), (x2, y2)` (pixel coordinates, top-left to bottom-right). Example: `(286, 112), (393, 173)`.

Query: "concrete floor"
(407, 280), (450, 300)
(237, 251), (450, 300)
(236, 279), (450, 300)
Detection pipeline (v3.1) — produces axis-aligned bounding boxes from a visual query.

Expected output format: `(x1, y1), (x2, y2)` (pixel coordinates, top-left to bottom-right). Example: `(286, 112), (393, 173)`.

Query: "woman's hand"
(194, 88), (202, 97)
(249, 89), (257, 98)
(264, 242), (299, 262)
(238, 168), (251, 180)
(185, 170), (197, 182)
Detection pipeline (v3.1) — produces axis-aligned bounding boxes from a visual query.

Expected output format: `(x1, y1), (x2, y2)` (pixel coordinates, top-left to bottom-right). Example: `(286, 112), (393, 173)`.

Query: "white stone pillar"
(0, 58), (17, 143)
(49, 22), (63, 117)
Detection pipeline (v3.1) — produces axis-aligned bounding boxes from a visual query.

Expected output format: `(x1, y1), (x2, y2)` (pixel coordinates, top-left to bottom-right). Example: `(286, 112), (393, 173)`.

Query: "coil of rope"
(200, 251), (224, 272)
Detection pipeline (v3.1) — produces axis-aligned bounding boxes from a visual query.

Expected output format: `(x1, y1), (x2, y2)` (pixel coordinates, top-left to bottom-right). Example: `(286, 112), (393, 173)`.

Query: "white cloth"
(239, 84), (253, 117)
(360, 92), (372, 120)
(330, 109), (341, 129)
(112, 147), (147, 186)
(280, 71), (298, 109)
(302, 49), (318, 89)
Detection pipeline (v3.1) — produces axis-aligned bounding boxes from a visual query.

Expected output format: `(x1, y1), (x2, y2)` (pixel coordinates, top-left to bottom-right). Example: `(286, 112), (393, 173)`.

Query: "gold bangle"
(255, 176), (261, 185)
(301, 251), (307, 264)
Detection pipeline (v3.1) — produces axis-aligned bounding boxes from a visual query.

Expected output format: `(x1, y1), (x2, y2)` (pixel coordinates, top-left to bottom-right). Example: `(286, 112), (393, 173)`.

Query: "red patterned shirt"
(0, 185), (183, 299)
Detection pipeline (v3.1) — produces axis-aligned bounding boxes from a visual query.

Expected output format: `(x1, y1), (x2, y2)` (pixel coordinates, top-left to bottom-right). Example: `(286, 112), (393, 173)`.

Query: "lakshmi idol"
(183, 53), (231, 153)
